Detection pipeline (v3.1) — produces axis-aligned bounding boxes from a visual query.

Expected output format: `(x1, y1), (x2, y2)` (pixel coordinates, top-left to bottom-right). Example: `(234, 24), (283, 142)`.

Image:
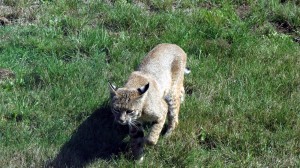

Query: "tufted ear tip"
(108, 82), (117, 93)
(137, 83), (149, 95)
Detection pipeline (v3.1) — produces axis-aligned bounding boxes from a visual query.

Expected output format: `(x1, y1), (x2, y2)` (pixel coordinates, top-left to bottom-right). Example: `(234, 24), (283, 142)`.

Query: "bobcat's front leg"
(145, 118), (165, 145)
(145, 101), (168, 145)
(129, 123), (145, 162)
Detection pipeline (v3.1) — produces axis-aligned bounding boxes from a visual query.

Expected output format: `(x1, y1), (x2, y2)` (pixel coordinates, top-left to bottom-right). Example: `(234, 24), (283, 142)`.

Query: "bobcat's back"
(137, 43), (187, 98)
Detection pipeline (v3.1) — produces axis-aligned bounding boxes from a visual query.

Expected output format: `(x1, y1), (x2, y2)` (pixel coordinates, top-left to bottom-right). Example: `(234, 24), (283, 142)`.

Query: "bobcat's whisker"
(129, 120), (138, 129)
(128, 119), (142, 130)
(132, 120), (142, 128)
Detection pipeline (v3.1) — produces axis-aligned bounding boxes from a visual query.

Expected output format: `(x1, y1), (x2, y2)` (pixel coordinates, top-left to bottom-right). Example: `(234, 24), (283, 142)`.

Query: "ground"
(0, 0), (300, 167)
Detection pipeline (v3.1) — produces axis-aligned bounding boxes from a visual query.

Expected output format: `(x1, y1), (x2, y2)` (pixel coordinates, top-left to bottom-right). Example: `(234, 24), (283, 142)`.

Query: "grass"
(0, 0), (300, 167)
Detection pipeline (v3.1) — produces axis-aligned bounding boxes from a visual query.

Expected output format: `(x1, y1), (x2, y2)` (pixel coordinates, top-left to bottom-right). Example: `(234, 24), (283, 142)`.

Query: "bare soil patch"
(0, 68), (15, 81)
(0, 16), (10, 25)
(271, 19), (300, 44)
(236, 4), (251, 19)
(272, 20), (294, 34)
(199, 1), (220, 10)
(280, 0), (300, 5)
(0, 2), (40, 25)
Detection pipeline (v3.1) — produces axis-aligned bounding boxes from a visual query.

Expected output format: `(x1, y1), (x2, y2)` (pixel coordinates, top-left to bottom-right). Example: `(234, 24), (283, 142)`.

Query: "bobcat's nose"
(118, 119), (127, 125)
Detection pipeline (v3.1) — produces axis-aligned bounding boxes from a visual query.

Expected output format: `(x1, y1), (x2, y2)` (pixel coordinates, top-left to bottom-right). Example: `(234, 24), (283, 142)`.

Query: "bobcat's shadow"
(47, 102), (129, 167)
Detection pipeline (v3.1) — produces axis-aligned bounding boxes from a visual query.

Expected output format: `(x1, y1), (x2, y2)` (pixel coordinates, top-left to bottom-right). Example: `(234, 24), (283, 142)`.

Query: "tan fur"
(109, 43), (187, 159)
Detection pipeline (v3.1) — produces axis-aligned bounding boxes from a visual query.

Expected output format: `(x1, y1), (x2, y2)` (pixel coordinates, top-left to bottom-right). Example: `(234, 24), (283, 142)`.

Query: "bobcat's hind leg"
(165, 92), (181, 137)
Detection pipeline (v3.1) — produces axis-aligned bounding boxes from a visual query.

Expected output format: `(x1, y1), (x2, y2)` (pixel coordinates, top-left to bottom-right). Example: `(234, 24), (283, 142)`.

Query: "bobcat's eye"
(112, 108), (120, 113)
(126, 110), (134, 114)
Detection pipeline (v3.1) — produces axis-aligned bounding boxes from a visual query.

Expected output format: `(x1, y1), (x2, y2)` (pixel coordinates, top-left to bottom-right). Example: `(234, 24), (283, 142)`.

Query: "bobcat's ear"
(137, 83), (149, 95)
(108, 82), (117, 94)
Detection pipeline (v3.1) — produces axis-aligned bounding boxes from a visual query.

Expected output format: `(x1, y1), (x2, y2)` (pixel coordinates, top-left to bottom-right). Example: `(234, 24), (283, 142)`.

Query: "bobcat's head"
(109, 82), (149, 126)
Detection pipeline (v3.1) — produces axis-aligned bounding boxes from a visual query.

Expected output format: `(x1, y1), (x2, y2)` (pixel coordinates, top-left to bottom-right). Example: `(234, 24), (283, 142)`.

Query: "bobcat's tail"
(184, 67), (191, 75)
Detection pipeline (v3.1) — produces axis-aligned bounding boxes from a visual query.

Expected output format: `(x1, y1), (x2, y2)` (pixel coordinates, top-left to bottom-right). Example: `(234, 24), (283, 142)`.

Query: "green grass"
(1, 0), (300, 167)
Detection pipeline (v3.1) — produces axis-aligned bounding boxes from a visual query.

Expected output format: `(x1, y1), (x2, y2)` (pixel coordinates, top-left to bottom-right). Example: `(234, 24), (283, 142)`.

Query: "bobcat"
(109, 43), (189, 161)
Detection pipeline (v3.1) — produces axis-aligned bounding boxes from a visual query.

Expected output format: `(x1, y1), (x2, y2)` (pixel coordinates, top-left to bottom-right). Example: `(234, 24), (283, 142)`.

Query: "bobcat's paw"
(164, 130), (173, 137)
(135, 156), (144, 164)
(144, 136), (157, 146)
(164, 127), (175, 137)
